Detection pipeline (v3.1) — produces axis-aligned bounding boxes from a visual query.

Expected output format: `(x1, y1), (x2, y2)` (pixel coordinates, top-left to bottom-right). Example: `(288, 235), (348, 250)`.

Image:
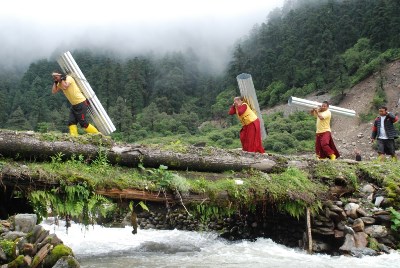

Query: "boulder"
(364, 225), (388, 238)
(14, 214), (37, 233)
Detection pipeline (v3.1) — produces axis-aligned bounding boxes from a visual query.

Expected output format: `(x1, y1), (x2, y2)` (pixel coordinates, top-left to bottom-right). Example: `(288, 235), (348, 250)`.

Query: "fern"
(28, 181), (114, 226)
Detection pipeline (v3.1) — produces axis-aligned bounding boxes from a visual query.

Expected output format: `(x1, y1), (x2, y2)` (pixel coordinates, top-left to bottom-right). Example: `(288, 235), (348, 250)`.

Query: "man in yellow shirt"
(51, 71), (99, 136)
(310, 101), (340, 160)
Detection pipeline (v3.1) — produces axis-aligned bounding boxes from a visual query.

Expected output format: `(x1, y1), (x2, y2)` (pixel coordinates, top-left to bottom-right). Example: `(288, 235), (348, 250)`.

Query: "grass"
(2, 134), (400, 226)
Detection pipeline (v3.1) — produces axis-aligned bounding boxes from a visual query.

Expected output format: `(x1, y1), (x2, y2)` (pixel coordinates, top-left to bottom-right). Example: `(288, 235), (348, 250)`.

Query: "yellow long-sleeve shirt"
(316, 110), (331, 133)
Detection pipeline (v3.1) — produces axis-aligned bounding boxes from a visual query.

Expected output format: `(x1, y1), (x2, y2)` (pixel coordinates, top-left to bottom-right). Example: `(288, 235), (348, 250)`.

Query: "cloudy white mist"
(0, 0), (284, 73)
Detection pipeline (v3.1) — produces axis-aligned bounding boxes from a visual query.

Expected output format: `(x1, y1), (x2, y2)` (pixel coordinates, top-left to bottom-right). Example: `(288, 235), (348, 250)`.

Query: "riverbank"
(0, 214), (79, 268)
(1, 132), (400, 260)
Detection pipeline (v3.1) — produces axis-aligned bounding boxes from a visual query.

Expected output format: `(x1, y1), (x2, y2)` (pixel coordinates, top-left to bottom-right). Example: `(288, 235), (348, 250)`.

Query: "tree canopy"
(1, 0), (400, 152)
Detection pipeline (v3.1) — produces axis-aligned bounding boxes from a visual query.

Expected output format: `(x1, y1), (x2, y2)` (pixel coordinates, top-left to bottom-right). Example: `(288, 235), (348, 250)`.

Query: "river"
(41, 220), (400, 268)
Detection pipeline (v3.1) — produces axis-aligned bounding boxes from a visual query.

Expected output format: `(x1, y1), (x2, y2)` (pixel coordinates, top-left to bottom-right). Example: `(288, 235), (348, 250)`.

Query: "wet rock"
(30, 225), (48, 244)
(22, 243), (36, 256)
(378, 243), (391, 254)
(334, 201), (343, 206)
(374, 214), (391, 223)
(312, 240), (332, 252)
(361, 184), (375, 194)
(343, 225), (355, 235)
(334, 230), (344, 238)
(364, 225), (388, 238)
(354, 232), (368, 248)
(374, 196), (384, 207)
(0, 247), (6, 261)
(344, 203), (359, 219)
(23, 255), (32, 266)
(53, 256), (81, 268)
(14, 214), (37, 233)
(360, 217), (375, 225)
(329, 204), (344, 214)
(336, 221), (346, 231)
(374, 210), (390, 216)
(325, 209), (342, 222)
(339, 234), (356, 252)
(352, 219), (364, 232)
(3, 231), (26, 241)
(356, 208), (368, 217)
(350, 247), (377, 257)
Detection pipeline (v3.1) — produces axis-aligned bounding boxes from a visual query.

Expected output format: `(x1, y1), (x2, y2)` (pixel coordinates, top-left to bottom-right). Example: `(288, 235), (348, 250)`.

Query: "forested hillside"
(1, 0), (400, 154)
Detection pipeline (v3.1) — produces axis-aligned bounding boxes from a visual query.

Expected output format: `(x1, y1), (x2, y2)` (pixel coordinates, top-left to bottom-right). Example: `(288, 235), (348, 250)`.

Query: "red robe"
(229, 104), (265, 153)
(315, 131), (340, 159)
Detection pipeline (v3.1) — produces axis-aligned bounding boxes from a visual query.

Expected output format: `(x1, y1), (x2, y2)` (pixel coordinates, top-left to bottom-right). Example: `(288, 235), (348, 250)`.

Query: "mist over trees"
(1, 0), (400, 151)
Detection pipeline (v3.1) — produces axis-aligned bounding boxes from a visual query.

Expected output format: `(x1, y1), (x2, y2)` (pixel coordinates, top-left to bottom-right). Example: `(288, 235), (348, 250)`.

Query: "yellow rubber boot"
(84, 124), (99, 134)
(69, 125), (78, 137)
(329, 154), (336, 160)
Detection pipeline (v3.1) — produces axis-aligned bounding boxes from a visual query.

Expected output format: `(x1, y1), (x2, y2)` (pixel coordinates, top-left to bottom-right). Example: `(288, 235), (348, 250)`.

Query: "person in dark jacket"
(370, 106), (398, 161)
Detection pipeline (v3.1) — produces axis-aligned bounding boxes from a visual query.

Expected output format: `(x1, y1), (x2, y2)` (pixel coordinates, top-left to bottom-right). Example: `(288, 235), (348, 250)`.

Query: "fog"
(0, 0), (284, 73)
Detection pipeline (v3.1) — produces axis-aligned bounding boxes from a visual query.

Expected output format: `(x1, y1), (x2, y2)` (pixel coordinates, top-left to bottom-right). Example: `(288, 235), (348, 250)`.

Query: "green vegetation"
(0, 240), (16, 262)
(268, 168), (325, 218)
(6, 150), (327, 223)
(358, 161), (400, 207)
(43, 244), (73, 268)
(388, 207), (400, 232)
(2, 0), (400, 236)
(314, 160), (359, 189)
(1, 0), (400, 154)
(1, 141), (400, 230)
(28, 151), (117, 224)
(6, 255), (25, 268)
(264, 111), (315, 154)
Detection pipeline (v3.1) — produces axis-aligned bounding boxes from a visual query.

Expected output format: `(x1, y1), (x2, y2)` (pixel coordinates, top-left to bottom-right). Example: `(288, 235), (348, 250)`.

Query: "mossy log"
(0, 130), (289, 173)
(96, 188), (229, 203)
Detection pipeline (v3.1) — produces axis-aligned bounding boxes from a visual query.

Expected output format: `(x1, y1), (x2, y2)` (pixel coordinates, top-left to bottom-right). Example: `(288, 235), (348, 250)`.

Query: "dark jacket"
(371, 112), (398, 140)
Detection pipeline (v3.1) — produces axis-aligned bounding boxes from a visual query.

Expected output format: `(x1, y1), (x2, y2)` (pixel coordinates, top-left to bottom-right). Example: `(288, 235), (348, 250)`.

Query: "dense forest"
(1, 0), (400, 153)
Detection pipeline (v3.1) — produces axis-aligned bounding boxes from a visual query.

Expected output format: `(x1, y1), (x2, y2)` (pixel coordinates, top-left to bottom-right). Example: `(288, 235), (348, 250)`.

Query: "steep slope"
(264, 59), (400, 160)
(331, 60), (400, 160)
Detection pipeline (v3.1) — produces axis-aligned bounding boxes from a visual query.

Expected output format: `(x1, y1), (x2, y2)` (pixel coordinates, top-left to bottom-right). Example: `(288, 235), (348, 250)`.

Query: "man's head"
(233, 96), (244, 106)
(320, 101), (329, 112)
(379, 106), (388, 116)
(52, 70), (65, 82)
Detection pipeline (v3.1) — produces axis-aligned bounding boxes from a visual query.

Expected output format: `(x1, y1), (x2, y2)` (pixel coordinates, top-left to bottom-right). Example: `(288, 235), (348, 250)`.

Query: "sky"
(0, 0), (285, 73)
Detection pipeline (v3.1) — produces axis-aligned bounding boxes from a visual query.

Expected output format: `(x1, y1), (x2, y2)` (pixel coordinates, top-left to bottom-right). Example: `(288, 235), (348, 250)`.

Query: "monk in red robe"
(310, 101), (340, 160)
(228, 96), (265, 153)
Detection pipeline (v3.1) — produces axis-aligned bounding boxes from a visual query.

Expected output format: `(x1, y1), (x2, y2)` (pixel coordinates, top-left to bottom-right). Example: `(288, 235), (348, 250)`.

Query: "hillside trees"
(229, 0), (400, 107)
(2, 0), (400, 149)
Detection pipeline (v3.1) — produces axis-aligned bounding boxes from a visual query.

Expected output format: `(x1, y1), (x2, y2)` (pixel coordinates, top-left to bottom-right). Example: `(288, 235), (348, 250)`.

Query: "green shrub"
(271, 142), (288, 152)
(208, 132), (224, 142)
(217, 138), (234, 146)
(292, 129), (314, 141)
(266, 132), (298, 153)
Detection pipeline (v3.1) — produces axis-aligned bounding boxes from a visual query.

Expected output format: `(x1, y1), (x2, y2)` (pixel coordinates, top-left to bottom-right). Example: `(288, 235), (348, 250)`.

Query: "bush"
(293, 129), (314, 141)
(268, 119), (292, 133)
(272, 142), (287, 152)
(217, 138), (234, 146)
(208, 132), (224, 142)
(265, 132), (298, 153)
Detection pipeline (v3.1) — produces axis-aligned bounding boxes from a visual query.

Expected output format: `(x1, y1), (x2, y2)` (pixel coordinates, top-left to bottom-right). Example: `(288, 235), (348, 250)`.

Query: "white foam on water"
(41, 219), (400, 268)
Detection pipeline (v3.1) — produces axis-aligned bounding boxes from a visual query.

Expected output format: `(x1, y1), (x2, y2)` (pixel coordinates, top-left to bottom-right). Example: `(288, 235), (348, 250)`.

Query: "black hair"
(52, 70), (65, 75)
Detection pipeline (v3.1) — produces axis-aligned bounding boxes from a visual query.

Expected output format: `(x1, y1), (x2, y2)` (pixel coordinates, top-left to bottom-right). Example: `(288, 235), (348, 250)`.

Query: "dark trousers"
(68, 100), (90, 128)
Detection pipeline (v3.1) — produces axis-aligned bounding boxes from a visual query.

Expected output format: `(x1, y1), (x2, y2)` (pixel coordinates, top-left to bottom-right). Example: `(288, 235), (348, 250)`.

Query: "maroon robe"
(229, 104), (265, 153)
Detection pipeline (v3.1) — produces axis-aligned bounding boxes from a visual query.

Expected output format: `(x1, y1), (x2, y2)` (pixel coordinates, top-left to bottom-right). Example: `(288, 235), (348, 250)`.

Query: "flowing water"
(41, 220), (400, 268)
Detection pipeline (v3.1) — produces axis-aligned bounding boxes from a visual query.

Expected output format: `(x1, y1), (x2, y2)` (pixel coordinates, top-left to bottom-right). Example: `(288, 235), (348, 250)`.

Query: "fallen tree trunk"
(0, 130), (290, 173)
(0, 165), (229, 203)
